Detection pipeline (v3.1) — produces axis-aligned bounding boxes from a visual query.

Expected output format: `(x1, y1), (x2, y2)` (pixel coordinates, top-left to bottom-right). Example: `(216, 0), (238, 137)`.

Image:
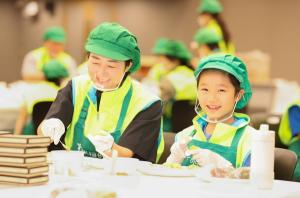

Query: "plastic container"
(51, 150), (84, 176)
(250, 124), (275, 189)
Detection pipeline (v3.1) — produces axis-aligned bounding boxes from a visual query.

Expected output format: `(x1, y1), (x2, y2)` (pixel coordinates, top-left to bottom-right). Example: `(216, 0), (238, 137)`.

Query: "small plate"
(137, 164), (197, 177)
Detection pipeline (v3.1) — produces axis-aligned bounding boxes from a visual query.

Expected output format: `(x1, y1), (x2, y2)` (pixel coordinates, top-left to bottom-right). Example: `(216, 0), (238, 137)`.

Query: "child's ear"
(236, 89), (245, 102)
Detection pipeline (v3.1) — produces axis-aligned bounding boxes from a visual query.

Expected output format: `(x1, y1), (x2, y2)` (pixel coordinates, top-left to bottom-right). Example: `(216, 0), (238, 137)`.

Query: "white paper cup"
(51, 150), (84, 176)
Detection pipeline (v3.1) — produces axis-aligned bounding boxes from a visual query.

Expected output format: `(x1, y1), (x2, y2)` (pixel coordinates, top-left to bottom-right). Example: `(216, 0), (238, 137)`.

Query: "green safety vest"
(65, 75), (164, 162)
(147, 63), (169, 84)
(32, 47), (72, 72)
(177, 112), (252, 168)
(164, 66), (197, 101)
(206, 20), (235, 54)
(278, 101), (300, 146)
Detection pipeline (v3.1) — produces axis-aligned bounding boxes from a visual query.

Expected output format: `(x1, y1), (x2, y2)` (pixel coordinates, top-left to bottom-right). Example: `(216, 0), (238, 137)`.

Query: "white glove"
(41, 118), (65, 145)
(166, 137), (192, 163)
(87, 133), (114, 153)
(186, 149), (233, 169)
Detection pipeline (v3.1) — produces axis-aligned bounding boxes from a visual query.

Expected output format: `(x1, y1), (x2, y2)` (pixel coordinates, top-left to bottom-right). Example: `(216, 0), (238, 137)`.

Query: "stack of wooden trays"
(0, 134), (50, 185)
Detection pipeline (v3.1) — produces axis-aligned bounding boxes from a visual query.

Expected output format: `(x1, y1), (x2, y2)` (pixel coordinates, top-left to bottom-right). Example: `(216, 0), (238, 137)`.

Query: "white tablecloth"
(0, 164), (300, 198)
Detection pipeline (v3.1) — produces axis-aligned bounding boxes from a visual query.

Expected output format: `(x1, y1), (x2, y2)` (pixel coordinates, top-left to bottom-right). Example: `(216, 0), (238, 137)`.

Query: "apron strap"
(111, 84), (133, 143)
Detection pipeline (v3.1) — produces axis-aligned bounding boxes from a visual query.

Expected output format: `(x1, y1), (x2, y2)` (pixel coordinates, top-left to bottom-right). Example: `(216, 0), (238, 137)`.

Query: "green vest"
(165, 66), (197, 101)
(65, 75), (164, 162)
(278, 101), (300, 146)
(32, 47), (72, 72)
(207, 20), (235, 54)
(147, 63), (168, 84)
(176, 112), (252, 168)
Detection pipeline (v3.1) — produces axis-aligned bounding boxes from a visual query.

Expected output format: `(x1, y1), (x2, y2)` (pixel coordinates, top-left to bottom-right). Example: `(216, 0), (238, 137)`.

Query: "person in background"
(166, 54), (254, 172)
(38, 22), (164, 163)
(153, 39), (197, 132)
(279, 101), (300, 181)
(190, 27), (222, 68)
(194, 0), (235, 54)
(143, 38), (169, 89)
(21, 26), (76, 81)
(14, 60), (68, 135)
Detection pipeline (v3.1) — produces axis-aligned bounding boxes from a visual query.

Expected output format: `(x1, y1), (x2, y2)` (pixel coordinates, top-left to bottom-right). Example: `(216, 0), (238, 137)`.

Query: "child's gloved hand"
(87, 133), (114, 153)
(166, 137), (192, 164)
(41, 118), (65, 145)
(186, 148), (233, 169)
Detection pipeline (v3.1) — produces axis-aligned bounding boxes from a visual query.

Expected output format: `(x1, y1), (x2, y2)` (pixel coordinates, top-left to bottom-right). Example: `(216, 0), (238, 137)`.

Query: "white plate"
(137, 164), (197, 177)
(83, 157), (106, 169)
(194, 166), (250, 184)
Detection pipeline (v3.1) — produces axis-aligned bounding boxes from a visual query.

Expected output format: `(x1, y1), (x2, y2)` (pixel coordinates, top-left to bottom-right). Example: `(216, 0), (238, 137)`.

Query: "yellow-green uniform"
(176, 112), (253, 168)
(279, 101), (300, 181)
(162, 66), (197, 132)
(22, 47), (76, 78)
(206, 19), (235, 54)
(45, 75), (164, 163)
(21, 82), (59, 135)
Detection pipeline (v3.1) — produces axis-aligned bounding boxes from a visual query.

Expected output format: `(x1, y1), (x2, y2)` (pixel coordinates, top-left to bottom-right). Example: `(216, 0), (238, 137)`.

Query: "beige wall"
(0, 0), (299, 83)
(222, 0), (300, 82)
(0, 1), (21, 82)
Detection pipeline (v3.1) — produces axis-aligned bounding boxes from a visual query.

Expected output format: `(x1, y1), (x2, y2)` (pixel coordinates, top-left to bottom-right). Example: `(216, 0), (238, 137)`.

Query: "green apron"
(289, 141), (300, 181)
(182, 127), (245, 167)
(22, 121), (35, 135)
(71, 85), (133, 158)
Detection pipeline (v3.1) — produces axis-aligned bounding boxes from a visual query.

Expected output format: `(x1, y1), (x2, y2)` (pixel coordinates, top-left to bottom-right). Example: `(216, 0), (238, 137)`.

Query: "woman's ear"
(236, 89), (245, 102)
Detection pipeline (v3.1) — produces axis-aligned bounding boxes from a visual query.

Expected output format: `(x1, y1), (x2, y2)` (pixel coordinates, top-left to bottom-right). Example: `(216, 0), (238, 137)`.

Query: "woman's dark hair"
(197, 68), (241, 95)
(165, 55), (194, 70)
(206, 43), (220, 51)
(202, 12), (231, 49)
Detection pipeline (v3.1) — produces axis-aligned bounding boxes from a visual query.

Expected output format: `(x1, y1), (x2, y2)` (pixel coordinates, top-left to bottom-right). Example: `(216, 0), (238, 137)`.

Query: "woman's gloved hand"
(41, 118), (65, 145)
(87, 133), (114, 154)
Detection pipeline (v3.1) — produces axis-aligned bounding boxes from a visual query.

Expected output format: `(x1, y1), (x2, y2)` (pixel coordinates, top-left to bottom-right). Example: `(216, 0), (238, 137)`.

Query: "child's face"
(197, 70), (241, 121)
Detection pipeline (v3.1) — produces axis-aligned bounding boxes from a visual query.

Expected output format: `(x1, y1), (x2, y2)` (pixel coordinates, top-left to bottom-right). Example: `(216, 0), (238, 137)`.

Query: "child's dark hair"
(197, 68), (241, 95)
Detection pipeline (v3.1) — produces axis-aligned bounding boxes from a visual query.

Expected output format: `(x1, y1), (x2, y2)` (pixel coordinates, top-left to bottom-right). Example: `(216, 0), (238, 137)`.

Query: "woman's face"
(197, 70), (243, 122)
(197, 13), (212, 27)
(88, 53), (127, 90)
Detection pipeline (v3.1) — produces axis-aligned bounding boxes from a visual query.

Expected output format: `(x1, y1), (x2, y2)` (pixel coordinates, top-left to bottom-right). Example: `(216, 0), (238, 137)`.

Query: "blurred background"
(0, 0), (300, 146)
(0, 0), (299, 83)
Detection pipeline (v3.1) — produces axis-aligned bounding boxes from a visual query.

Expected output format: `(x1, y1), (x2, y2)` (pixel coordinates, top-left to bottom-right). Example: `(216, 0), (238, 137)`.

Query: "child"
(166, 54), (255, 169)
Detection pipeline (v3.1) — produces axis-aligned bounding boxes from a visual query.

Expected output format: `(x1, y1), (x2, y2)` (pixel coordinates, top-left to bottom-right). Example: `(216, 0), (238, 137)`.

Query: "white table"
(0, 163), (300, 198)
